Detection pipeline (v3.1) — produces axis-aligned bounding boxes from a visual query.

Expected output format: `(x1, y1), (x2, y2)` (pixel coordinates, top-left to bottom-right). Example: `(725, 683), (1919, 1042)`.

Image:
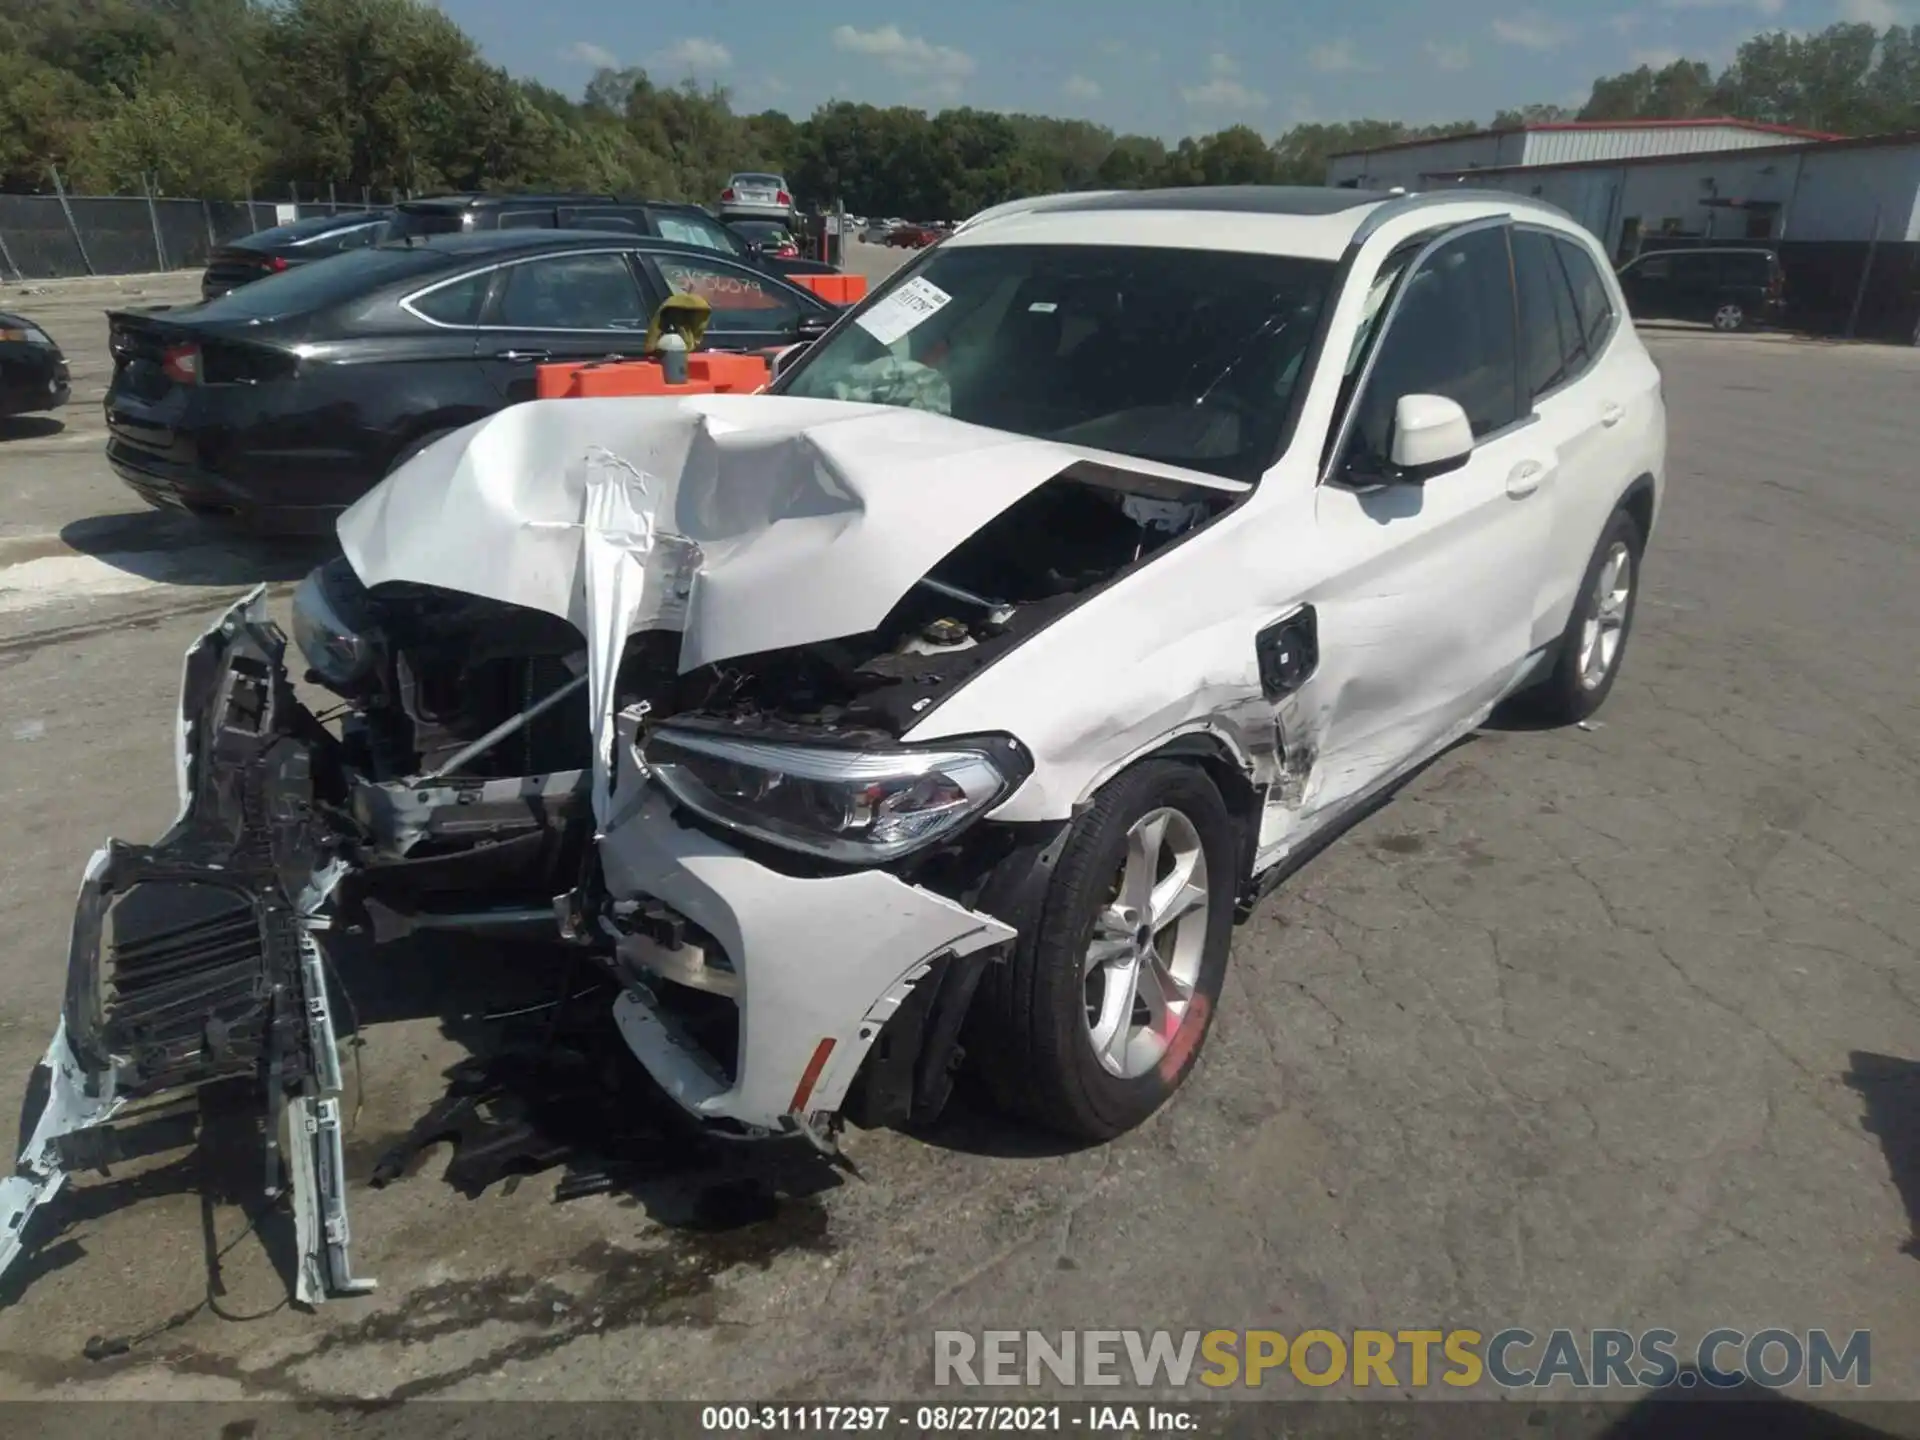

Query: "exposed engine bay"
(319, 460), (1227, 807)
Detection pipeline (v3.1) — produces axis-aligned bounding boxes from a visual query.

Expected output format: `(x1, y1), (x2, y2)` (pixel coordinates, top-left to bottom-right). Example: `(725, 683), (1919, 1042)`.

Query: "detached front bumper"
(1, 590), (372, 1304)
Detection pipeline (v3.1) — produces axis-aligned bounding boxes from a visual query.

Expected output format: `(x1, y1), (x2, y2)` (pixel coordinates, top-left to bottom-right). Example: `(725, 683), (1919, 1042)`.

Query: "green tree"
(1579, 58), (1715, 121)
(70, 85), (262, 195)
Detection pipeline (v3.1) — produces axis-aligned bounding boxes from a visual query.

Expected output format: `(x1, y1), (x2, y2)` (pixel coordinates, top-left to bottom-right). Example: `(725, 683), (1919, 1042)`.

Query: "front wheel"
(973, 760), (1237, 1141)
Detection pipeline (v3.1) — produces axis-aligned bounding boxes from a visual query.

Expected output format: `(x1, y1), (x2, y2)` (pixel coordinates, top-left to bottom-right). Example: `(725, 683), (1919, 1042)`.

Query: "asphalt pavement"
(0, 244), (1915, 1409)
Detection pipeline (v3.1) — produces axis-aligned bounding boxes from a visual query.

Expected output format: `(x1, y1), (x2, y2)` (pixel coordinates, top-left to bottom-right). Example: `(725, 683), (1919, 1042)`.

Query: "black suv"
(385, 193), (837, 278)
(1616, 246), (1785, 332)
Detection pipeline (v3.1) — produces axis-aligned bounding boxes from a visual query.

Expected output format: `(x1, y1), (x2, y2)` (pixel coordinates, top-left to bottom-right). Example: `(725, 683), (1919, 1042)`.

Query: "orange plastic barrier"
(790, 273), (868, 305)
(534, 351), (772, 400)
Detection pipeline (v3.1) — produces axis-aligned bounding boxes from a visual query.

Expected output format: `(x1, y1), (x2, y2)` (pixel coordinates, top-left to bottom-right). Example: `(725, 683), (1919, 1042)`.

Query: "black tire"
(1523, 507), (1645, 725)
(1713, 301), (1747, 332)
(974, 760), (1237, 1141)
(385, 427), (456, 478)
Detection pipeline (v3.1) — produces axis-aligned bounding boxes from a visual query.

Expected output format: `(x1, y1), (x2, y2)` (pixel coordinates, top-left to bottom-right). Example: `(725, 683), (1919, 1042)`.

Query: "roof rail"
(1350, 187), (1574, 245)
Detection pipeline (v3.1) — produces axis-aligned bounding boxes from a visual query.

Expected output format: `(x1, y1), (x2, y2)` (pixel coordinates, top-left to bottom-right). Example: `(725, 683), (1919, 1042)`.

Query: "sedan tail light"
(162, 342), (201, 385)
(263, 255), (289, 272)
(776, 190), (791, 207)
(721, 188), (736, 202)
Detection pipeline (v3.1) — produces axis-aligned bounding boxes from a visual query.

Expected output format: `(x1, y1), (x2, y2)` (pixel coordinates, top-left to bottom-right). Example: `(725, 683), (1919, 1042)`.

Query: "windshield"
(778, 243), (1336, 482)
(731, 221), (792, 244)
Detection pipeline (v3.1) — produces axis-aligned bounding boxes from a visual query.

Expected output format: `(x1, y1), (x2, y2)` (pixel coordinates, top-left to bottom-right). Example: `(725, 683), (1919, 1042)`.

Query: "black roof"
(399, 192), (626, 210)
(373, 229), (777, 263)
(1050, 186), (1394, 216)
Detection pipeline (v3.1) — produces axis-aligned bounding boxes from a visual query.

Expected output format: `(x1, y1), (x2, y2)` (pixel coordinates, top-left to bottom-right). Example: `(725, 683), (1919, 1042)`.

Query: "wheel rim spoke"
(1083, 805), (1212, 1079)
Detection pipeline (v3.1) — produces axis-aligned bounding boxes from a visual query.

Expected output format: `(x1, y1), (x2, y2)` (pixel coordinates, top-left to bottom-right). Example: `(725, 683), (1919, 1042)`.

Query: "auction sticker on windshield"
(855, 276), (952, 346)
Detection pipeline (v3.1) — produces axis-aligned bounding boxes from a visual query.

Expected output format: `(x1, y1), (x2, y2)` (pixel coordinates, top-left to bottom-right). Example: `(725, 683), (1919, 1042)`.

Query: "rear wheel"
(975, 761), (1236, 1141)
(1522, 507), (1645, 725)
(1713, 301), (1747, 332)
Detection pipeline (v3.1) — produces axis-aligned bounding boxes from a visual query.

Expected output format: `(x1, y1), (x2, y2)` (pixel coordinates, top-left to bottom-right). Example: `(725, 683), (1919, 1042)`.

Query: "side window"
(1632, 254), (1671, 280)
(1514, 229), (1573, 401)
(1674, 253), (1716, 287)
(490, 253), (646, 329)
(655, 255), (801, 332)
(1343, 226), (1520, 474)
(498, 209), (556, 230)
(1553, 237), (1615, 355)
(407, 269), (490, 326)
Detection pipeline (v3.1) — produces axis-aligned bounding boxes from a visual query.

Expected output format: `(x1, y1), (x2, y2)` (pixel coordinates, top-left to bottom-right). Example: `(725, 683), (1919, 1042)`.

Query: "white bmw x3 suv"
(6, 187), (1662, 1301)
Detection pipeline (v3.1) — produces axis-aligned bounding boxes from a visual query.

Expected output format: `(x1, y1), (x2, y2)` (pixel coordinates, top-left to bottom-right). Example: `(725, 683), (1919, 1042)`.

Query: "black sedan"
(200, 211), (391, 300)
(0, 312), (70, 418)
(106, 231), (842, 535)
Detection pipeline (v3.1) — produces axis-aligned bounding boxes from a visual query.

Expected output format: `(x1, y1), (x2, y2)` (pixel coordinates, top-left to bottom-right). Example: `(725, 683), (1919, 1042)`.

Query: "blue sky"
(439, 0), (1903, 140)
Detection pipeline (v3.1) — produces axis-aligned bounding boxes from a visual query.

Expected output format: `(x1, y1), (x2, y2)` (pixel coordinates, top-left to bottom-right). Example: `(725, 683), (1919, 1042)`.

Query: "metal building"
(1325, 119), (1837, 193)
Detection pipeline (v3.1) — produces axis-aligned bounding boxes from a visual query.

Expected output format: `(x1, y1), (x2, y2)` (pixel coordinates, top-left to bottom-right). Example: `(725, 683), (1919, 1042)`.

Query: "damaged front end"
(4, 395), (1240, 1304)
(2, 590), (373, 1304)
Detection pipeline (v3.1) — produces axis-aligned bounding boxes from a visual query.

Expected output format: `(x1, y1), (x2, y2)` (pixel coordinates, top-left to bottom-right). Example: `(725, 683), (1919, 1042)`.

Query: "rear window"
(1720, 252), (1771, 284)
(237, 214), (385, 248)
(734, 174), (783, 187)
(188, 246), (460, 320)
(386, 208), (470, 239)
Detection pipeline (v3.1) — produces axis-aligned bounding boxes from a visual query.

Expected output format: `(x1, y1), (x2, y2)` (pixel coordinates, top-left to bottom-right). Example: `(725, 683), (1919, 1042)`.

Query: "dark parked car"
(384, 192), (838, 279)
(0, 312), (69, 419)
(1617, 245), (1785, 332)
(105, 231), (842, 534)
(886, 223), (942, 249)
(725, 219), (800, 259)
(200, 211), (391, 300)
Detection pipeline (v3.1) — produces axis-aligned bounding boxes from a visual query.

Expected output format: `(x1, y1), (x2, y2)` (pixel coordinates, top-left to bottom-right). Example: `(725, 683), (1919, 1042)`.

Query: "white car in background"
(718, 172), (794, 224)
(4, 185), (1663, 1304)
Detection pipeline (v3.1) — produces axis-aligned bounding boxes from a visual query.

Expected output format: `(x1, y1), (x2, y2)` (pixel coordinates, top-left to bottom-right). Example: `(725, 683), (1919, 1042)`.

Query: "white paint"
(599, 778), (1015, 1129)
(337, 392), (1238, 676)
(853, 275), (952, 344)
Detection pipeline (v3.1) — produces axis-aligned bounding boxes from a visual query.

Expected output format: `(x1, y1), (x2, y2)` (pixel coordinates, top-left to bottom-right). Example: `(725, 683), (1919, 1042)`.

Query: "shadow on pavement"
(59, 510), (332, 586)
(0, 415), (65, 442)
(1846, 1051), (1920, 1259)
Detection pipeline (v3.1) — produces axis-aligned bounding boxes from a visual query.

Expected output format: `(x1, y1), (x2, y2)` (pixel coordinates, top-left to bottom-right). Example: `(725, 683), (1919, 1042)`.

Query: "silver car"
(719, 172), (793, 223)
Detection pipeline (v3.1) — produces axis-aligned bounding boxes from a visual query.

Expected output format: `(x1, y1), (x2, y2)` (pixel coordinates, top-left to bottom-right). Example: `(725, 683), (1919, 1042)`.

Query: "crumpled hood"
(339, 393), (1096, 672)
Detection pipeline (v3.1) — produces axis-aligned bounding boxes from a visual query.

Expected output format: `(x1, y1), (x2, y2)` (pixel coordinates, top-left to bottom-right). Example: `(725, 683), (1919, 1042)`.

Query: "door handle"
(1506, 460), (1546, 498)
(1600, 401), (1625, 427)
(493, 349), (552, 363)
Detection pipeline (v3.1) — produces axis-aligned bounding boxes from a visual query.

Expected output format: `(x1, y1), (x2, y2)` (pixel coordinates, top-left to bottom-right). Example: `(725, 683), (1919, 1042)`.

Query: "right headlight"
(642, 725), (1022, 863)
(291, 562), (379, 689)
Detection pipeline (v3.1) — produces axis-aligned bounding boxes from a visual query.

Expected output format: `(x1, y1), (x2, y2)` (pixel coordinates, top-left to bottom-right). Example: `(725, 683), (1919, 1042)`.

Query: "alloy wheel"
(1713, 303), (1745, 331)
(1578, 540), (1634, 691)
(1083, 807), (1210, 1079)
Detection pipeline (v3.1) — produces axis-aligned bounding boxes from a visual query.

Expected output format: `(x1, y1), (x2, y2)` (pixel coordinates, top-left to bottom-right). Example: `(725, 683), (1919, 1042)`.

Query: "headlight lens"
(291, 565), (378, 688)
(644, 727), (1016, 862)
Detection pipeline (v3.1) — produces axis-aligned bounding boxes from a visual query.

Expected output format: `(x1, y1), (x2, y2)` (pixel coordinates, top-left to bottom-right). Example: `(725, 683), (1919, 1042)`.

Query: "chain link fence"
(0, 186), (401, 282)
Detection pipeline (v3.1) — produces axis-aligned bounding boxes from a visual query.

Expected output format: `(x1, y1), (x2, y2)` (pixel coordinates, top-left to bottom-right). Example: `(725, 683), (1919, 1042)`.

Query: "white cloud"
(654, 37), (733, 73)
(1607, 12), (1645, 34)
(830, 24), (975, 81)
(1309, 38), (1381, 72)
(1063, 73), (1103, 100)
(1632, 46), (1685, 65)
(1424, 39), (1472, 70)
(1492, 11), (1581, 49)
(1837, 0), (1901, 22)
(1182, 76), (1268, 108)
(561, 40), (618, 68)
